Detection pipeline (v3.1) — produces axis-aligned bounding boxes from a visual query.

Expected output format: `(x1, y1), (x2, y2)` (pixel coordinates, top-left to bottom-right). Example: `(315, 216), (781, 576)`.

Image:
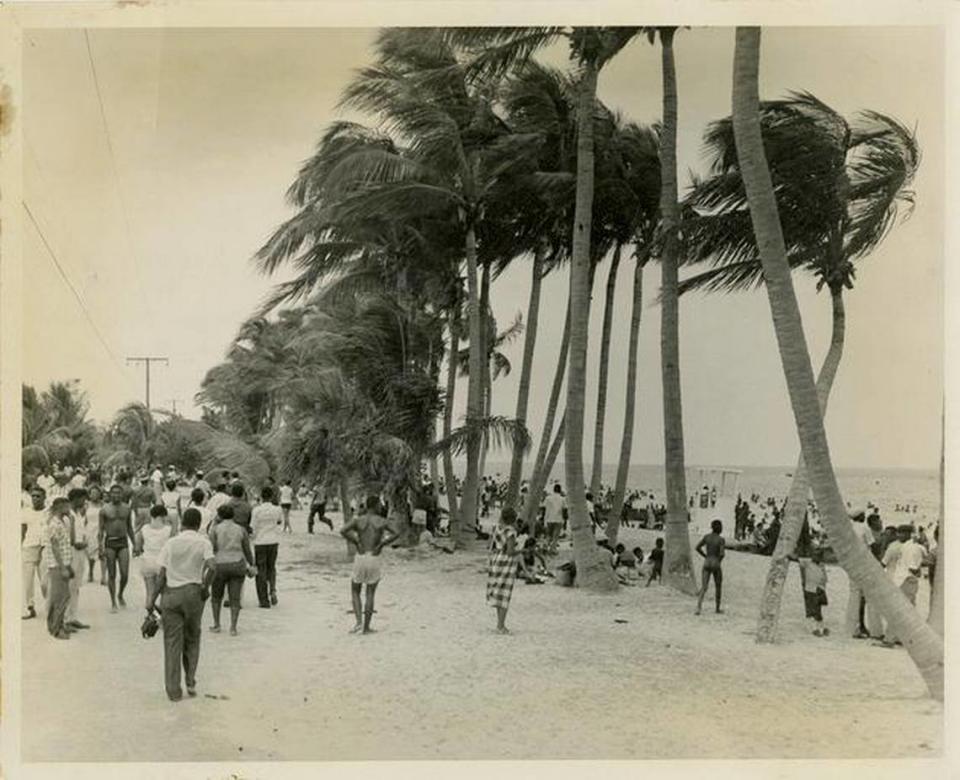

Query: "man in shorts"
(340, 496), (399, 634)
(99, 484), (137, 612)
(695, 519), (726, 615)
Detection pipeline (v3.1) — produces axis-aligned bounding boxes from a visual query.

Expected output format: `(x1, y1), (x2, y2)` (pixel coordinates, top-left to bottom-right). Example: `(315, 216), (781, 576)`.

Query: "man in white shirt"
(64, 488), (91, 630)
(22, 487), (47, 619)
(206, 483), (231, 523)
(879, 524), (925, 647)
(147, 508), (215, 702)
(541, 484), (567, 546)
(251, 486), (283, 607)
(847, 508), (875, 639)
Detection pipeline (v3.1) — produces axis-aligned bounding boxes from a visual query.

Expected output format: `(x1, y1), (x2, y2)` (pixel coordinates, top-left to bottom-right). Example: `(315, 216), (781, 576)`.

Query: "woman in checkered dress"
(486, 506), (520, 634)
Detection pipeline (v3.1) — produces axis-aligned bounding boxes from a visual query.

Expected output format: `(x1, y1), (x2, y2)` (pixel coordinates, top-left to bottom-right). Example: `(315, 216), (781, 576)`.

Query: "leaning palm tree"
(731, 25), (942, 700)
(683, 92), (920, 641)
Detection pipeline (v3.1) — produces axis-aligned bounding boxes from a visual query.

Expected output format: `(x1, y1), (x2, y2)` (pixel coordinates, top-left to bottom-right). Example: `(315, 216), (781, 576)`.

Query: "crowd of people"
(21, 461), (940, 700)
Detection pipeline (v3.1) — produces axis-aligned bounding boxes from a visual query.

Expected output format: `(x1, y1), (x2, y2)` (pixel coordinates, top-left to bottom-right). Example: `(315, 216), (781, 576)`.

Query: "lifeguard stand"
(687, 467), (742, 538)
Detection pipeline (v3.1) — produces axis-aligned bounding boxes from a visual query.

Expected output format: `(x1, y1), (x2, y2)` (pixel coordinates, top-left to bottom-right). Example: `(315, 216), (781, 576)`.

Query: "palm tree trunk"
(658, 28), (698, 595)
(565, 58), (618, 591)
(340, 476), (356, 557)
(523, 301), (570, 530)
(590, 241), (623, 497)
(506, 246), (547, 508)
(542, 412), (566, 494)
(428, 338), (441, 489)
(442, 315), (461, 531)
(459, 221), (484, 547)
(756, 285), (846, 643)
(478, 262), (492, 483)
(929, 405), (944, 636)
(732, 26), (943, 700)
(609, 254), (646, 547)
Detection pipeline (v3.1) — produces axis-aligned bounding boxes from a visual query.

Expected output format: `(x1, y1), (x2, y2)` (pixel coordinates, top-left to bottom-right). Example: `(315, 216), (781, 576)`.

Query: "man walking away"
(147, 508), (215, 702)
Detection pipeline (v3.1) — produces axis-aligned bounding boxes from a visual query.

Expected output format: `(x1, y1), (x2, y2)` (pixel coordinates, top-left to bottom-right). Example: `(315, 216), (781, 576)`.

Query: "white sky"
(22, 26), (943, 470)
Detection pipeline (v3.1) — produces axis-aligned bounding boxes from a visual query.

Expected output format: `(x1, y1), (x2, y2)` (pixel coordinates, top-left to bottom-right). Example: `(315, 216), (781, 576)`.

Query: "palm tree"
(446, 27), (638, 587)
(653, 26), (698, 594)
(22, 381), (100, 474)
(683, 93), (920, 641)
(589, 120), (662, 545)
(731, 25), (943, 700)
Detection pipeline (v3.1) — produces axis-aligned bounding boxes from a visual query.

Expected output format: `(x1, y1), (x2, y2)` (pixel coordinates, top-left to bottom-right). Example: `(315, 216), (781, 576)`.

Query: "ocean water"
(475, 461), (940, 528)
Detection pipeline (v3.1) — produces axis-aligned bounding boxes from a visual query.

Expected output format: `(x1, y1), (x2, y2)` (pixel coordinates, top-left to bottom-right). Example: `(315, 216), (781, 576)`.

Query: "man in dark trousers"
(147, 508), (215, 702)
(308, 482), (333, 533)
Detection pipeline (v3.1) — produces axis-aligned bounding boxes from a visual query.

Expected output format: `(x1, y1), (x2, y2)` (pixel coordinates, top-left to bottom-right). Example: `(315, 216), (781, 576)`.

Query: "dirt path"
(20, 510), (941, 761)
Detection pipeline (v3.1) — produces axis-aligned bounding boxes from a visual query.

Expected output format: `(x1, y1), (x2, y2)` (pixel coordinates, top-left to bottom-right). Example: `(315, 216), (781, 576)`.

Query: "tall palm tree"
(653, 26), (698, 594)
(589, 120), (662, 544)
(683, 93), (920, 641)
(731, 25), (942, 700)
(447, 26), (637, 587)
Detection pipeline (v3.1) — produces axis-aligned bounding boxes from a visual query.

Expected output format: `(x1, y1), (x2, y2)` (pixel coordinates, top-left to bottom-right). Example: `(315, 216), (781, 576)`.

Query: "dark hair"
(231, 483), (245, 498)
(553, 484), (562, 494)
(365, 495), (380, 511)
(632, 546), (643, 556)
(50, 497), (71, 514)
(191, 487), (206, 504)
(711, 520), (723, 534)
(30, 485), (46, 497)
(585, 492), (593, 502)
(67, 487), (87, 502)
(500, 506), (517, 525)
(166, 479), (177, 490)
(261, 486), (274, 501)
(655, 538), (664, 547)
(615, 543), (625, 553)
(150, 504), (168, 518)
(182, 507), (202, 530)
(217, 504), (235, 520)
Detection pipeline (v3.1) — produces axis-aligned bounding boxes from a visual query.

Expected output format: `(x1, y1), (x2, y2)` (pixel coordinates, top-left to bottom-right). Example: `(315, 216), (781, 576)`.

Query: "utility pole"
(167, 398), (184, 415)
(126, 356), (168, 410)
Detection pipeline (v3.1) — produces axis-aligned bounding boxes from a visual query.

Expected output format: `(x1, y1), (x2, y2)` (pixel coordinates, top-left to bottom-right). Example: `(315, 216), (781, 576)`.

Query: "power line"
(83, 29), (148, 294)
(23, 201), (129, 375)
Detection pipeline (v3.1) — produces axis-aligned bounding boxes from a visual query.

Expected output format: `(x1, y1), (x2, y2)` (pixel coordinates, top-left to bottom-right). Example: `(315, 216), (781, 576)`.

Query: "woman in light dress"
(135, 504), (173, 611)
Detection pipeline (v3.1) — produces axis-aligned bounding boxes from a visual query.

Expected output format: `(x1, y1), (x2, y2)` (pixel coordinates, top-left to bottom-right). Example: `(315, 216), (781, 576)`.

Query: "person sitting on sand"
(340, 495), (399, 635)
(519, 537), (548, 584)
(695, 520), (726, 615)
(645, 538), (664, 587)
(486, 506), (522, 633)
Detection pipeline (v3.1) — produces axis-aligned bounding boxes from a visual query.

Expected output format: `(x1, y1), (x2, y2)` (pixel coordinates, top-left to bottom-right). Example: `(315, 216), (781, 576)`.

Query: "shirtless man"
(339, 495), (399, 635)
(695, 519), (726, 615)
(99, 484), (138, 612)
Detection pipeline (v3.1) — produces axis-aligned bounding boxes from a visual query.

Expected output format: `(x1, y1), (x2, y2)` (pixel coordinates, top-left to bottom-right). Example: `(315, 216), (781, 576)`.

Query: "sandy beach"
(20, 508), (940, 762)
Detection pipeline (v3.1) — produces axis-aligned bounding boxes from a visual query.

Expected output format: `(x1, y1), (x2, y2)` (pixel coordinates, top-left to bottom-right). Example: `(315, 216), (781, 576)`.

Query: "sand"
(19, 510), (941, 762)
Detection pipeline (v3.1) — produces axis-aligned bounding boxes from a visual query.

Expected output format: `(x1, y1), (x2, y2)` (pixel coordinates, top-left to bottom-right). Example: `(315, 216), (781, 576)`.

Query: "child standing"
(645, 538), (664, 586)
(799, 548), (830, 636)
